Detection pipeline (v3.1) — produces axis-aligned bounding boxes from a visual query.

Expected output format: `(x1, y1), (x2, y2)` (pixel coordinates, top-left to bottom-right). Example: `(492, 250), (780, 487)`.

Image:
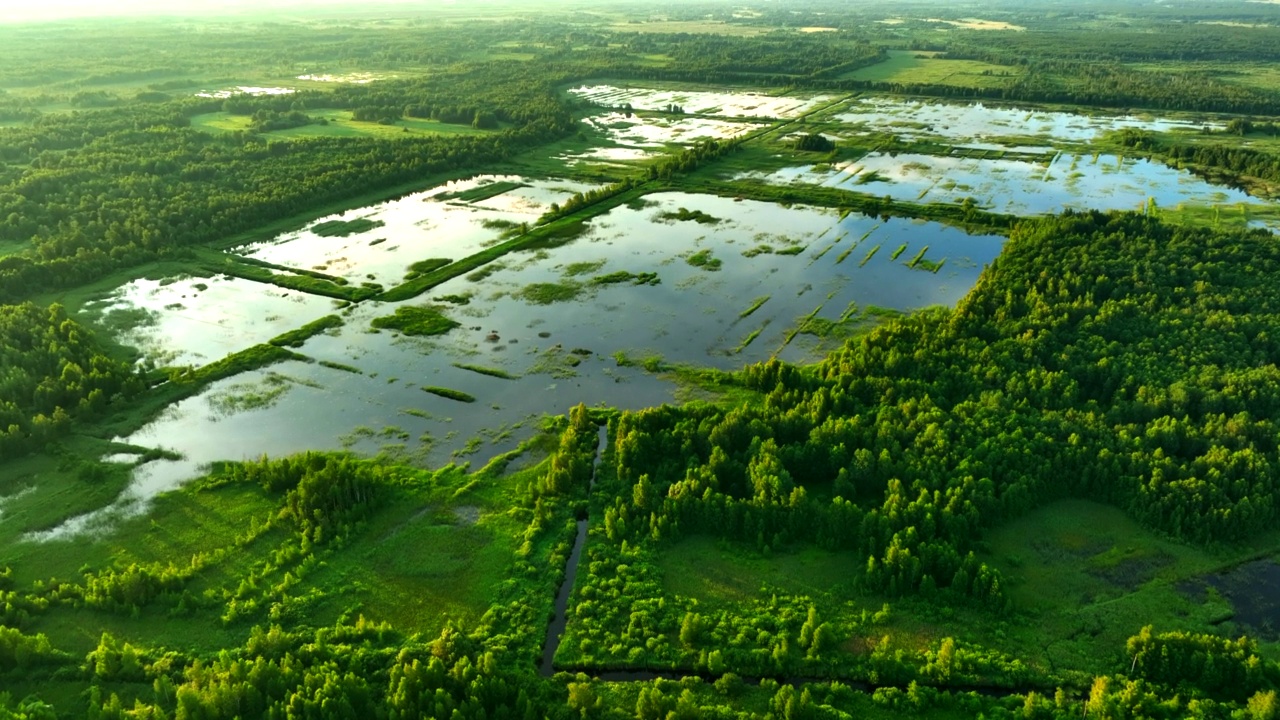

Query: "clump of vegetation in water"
(859, 244), (882, 266)
(312, 217), (385, 237)
(793, 133), (836, 152)
(465, 262), (504, 282)
(404, 258), (452, 280)
(685, 250), (722, 271)
(626, 197), (659, 210)
(318, 360), (363, 374)
(422, 386), (476, 403)
(480, 218), (524, 233)
(915, 256), (946, 273)
(434, 293), (472, 305)
(659, 207), (722, 225)
(562, 260), (607, 277)
(739, 295), (771, 318)
(890, 242), (909, 260)
(531, 346), (584, 378)
(907, 245), (931, 268)
(452, 363), (517, 379)
(734, 323), (768, 353)
(590, 271), (660, 286)
(517, 281), (583, 304)
(436, 180), (526, 202)
(370, 306), (460, 336)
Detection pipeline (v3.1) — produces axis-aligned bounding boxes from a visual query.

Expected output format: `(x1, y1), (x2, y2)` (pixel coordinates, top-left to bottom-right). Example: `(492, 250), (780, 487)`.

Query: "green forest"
(4, 0), (1280, 718)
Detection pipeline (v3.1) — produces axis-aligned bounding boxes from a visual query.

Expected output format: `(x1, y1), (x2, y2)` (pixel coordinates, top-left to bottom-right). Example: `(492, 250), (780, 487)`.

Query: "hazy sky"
(0, 0), (462, 23)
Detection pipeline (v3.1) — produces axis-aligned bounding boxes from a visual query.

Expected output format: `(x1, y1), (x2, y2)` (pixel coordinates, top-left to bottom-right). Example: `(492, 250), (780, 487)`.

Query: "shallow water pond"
(195, 86), (295, 99)
(583, 112), (764, 147)
(833, 97), (1223, 143)
(236, 175), (599, 287)
(83, 274), (336, 368)
(49, 192), (1002, 538)
(1182, 559), (1280, 639)
(569, 85), (834, 119)
(741, 151), (1256, 215)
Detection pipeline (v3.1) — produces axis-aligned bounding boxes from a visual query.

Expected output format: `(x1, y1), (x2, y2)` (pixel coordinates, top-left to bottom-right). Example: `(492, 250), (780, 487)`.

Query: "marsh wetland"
(7, 8), (1280, 716)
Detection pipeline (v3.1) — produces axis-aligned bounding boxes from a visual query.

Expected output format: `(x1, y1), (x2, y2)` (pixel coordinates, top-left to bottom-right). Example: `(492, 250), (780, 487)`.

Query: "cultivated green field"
(842, 50), (1023, 88)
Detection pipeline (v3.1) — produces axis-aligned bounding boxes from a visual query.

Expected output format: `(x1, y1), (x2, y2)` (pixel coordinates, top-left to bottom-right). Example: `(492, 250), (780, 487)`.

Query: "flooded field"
(740, 151), (1255, 214)
(832, 97), (1222, 143)
(57, 191), (1002, 537)
(82, 274), (336, 368)
(195, 86), (296, 99)
(1183, 559), (1280, 638)
(569, 85), (834, 119)
(583, 112), (764, 147)
(236, 175), (599, 287)
(296, 73), (381, 84)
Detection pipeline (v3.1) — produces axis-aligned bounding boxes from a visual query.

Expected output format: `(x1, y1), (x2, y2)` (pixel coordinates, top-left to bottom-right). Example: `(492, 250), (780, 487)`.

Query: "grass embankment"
(739, 295), (770, 318)
(377, 184), (655, 302)
(269, 315), (344, 348)
(670, 175), (1016, 234)
(422, 386), (477, 403)
(452, 363), (518, 380)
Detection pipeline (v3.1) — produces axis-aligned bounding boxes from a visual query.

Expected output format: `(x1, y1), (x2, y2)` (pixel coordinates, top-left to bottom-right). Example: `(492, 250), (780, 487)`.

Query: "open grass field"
(658, 535), (854, 607)
(634, 499), (1280, 679)
(190, 109), (502, 140)
(2, 448), (551, 656)
(0, 437), (139, 566)
(1126, 61), (1280, 94)
(843, 50), (1023, 88)
(984, 499), (1280, 668)
(608, 20), (771, 36)
(0, 236), (32, 257)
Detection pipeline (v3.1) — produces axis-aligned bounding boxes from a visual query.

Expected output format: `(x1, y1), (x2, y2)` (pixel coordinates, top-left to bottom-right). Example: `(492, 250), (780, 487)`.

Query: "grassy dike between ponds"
(669, 174), (1019, 235)
(376, 184), (658, 302)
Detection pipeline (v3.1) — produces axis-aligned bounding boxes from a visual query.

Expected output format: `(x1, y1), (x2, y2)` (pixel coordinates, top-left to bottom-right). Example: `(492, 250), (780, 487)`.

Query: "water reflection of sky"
(51, 192), (1003, 539)
(836, 97), (1223, 143)
(741, 152), (1256, 215)
(569, 85), (834, 119)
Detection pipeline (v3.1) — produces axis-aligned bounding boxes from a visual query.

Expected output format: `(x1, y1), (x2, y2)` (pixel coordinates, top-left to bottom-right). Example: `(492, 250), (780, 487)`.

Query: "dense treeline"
(0, 303), (140, 455)
(575, 212), (1280, 618)
(0, 75), (574, 302)
(811, 61), (1280, 115)
(947, 25), (1280, 64)
(1117, 128), (1280, 189)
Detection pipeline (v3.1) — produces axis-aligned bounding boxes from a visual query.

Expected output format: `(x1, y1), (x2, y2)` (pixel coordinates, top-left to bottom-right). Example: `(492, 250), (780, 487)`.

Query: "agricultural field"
(190, 108), (501, 140)
(841, 50), (1024, 88)
(4, 2), (1280, 719)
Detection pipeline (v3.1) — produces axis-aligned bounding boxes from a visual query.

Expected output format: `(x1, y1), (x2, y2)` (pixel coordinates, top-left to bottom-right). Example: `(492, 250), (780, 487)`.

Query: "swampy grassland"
(5, 3), (1280, 718)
